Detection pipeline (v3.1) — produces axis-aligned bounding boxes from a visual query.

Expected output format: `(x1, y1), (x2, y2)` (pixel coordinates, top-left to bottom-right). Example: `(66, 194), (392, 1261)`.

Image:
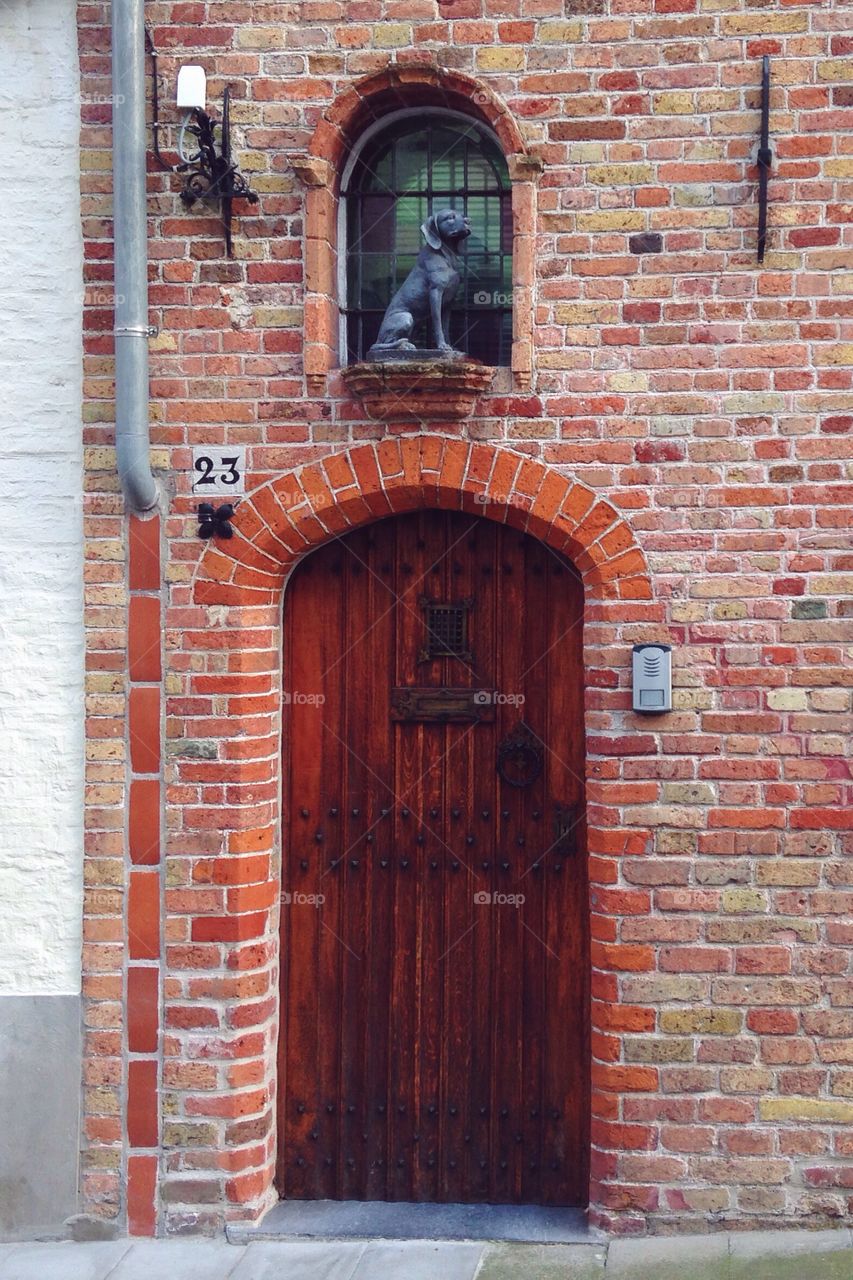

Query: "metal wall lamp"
(146, 33), (258, 257)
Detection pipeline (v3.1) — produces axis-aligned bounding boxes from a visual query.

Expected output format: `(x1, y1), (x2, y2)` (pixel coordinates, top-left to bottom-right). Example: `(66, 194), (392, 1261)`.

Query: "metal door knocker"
(496, 721), (543, 789)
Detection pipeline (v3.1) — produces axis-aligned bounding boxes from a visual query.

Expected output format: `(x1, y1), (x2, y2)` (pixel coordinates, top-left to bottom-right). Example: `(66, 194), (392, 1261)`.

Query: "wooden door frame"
(185, 437), (661, 1231)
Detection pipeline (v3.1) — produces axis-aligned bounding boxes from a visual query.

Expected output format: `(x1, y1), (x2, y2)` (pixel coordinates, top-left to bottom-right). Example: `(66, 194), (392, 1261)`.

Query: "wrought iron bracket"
(145, 33), (258, 258)
(177, 88), (259, 257)
(756, 55), (773, 264)
(197, 503), (234, 540)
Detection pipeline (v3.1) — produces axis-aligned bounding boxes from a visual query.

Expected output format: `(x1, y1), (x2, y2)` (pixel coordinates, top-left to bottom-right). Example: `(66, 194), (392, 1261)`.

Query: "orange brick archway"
(195, 438), (651, 607)
(178, 438), (659, 1231)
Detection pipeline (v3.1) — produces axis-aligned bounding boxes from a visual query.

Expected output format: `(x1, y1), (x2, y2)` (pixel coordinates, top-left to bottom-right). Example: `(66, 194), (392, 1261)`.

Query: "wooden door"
(277, 511), (588, 1206)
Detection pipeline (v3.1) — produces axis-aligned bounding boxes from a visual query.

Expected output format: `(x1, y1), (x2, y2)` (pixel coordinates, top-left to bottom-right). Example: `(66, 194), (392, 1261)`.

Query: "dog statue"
(367, 207), (471, 360)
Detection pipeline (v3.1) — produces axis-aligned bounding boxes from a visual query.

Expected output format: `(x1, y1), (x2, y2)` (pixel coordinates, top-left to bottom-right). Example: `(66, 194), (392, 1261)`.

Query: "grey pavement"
(0, 1228), (850, 1279)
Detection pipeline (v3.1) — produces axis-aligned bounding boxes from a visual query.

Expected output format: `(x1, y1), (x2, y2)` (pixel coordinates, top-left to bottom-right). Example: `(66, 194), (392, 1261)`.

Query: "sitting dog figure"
(367, 207), (471, 360)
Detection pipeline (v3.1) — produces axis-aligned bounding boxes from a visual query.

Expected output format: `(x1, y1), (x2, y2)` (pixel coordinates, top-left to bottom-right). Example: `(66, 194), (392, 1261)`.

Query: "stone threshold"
(225, 1199), (597, 1245)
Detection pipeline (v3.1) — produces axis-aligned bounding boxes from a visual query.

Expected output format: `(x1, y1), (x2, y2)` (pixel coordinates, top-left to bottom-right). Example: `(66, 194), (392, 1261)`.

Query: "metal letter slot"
(390, 687), (496, 723)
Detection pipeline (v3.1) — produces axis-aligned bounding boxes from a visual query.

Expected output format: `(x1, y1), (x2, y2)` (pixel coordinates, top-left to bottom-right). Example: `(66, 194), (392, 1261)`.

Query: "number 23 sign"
(192, 446), (246, 495)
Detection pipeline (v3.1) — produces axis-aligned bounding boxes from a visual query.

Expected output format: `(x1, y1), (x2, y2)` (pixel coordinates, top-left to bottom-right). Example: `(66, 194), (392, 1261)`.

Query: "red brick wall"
(77, 0), (853, 1237)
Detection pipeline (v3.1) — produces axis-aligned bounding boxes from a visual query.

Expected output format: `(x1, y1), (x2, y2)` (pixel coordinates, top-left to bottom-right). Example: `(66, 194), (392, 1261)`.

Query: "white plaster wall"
(0, 0), (84, 994)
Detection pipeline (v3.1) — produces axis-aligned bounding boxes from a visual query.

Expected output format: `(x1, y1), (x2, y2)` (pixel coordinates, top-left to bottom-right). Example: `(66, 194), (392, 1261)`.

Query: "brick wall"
(77, 0), (853, 1236)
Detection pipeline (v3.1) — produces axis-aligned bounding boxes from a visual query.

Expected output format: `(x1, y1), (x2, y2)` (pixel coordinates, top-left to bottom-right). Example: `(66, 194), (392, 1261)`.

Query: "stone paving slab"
(107, 1238), (242, 1279)
(728, 1229), (853, 1280)
(228, 1240), (367, 1280)
(350, 1241), (483, 1279)
(0, 1241), (132, 1280)
(606, 1233), (730, 1280)
(478, 1242), (606, 1279)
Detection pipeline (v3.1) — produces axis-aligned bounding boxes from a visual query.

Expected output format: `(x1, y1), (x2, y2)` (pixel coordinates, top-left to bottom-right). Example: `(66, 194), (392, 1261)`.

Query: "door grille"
(419, 597), (473, 662)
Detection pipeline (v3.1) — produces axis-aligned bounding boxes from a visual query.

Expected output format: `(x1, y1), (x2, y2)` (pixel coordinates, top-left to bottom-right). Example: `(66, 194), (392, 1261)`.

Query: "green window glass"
(343, 114), (512, 366)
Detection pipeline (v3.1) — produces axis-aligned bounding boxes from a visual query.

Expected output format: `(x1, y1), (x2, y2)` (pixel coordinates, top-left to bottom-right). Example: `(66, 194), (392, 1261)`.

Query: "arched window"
(341, 110), (512, 366)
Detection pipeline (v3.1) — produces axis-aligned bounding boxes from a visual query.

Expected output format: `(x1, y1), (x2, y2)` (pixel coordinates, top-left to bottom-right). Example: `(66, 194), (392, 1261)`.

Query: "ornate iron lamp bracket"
(177, 88), (259, 257)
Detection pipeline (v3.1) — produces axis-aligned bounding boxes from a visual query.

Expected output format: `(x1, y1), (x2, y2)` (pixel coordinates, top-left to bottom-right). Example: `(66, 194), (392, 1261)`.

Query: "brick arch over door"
(179, 438), (660, 1228)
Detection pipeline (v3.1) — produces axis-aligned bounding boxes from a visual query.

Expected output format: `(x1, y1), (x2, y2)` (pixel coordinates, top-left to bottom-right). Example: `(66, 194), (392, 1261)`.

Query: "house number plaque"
(192, 446), (246, 495)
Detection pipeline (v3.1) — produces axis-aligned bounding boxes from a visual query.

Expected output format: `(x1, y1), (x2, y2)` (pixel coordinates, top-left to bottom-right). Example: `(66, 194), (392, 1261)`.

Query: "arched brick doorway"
(184, 437), (656, 1227)
(278, 508), (588, 1206)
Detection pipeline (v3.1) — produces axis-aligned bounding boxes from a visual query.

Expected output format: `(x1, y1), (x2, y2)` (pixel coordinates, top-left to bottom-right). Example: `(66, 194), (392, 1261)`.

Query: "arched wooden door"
(277, 511), (588, 1206)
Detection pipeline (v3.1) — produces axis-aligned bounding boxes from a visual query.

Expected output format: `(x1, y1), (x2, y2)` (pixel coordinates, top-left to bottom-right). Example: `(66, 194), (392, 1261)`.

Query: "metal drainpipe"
(112, 0), (158, 511)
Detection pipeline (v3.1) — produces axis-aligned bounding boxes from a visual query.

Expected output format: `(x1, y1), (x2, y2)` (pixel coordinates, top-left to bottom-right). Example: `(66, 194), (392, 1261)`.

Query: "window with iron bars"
(342, 113), (512, 367)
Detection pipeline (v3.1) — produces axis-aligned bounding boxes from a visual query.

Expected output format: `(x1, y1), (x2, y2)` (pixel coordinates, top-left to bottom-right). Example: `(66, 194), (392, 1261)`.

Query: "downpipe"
(111, 0), (158, 511)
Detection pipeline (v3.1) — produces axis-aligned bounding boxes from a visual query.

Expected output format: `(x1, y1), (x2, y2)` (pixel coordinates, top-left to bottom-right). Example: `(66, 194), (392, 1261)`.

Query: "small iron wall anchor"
(756, 55), (773, 264)
(197, 502), (234, 540)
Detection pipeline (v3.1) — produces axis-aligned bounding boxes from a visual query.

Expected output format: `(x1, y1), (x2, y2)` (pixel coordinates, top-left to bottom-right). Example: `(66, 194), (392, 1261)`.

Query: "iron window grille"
(342, 113), (512, 366)
(419, 596), (474, 663)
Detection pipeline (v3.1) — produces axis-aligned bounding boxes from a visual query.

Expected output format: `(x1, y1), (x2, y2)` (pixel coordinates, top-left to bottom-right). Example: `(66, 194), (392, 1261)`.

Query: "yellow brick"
(252, 176), (297, 194)
(671, 603), (707, 624)
(826, 160), (853, 179)
(608, 372), (649, 392)
(661, 1009), (743, 1035)
(757, 861), (821, 887)
(79, 149), (112, 172)
(539, 21), (583, 42)
(84, 446), (117, 470)
(82, 405), (111, 425)
(149, 331), (177, 353)
(476, 47), (525, 72)
(713, 602), (747, 620)
(721, 888), (766, 914)
(150, 449), (170, 469)
(813, 345), (853, 367)
(538, 352), (589, 370)
(760, 1097), (853, 1124)
(86, 674), (125, 694)
(588, 164), (654, 186)
(84, 539), (124, 561)
(236, 152), (268, 173)
(576, 211), (646, 232)
(698, 92), (741, 113)
(722, 13), (807, 35)
(374, 23), (412, 47)
(86, 742), (126, 761)
(235, 26), (284, 48)
(253, 307), (304, 328)
(555, 302), (620, 324)
(818, 60), (853, 82)
(767, 689), (809, 711)
(569, 144), (606, 164)
(654, 92), (694, 115)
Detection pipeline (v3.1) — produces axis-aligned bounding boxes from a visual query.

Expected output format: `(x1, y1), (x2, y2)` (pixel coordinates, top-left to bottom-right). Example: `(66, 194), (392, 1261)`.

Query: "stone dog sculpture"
(367, 207), (471, 360)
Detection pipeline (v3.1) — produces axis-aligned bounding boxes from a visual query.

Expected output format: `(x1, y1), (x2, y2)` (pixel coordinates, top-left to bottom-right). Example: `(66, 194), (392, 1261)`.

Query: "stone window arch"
(340, 109), (512, 366)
